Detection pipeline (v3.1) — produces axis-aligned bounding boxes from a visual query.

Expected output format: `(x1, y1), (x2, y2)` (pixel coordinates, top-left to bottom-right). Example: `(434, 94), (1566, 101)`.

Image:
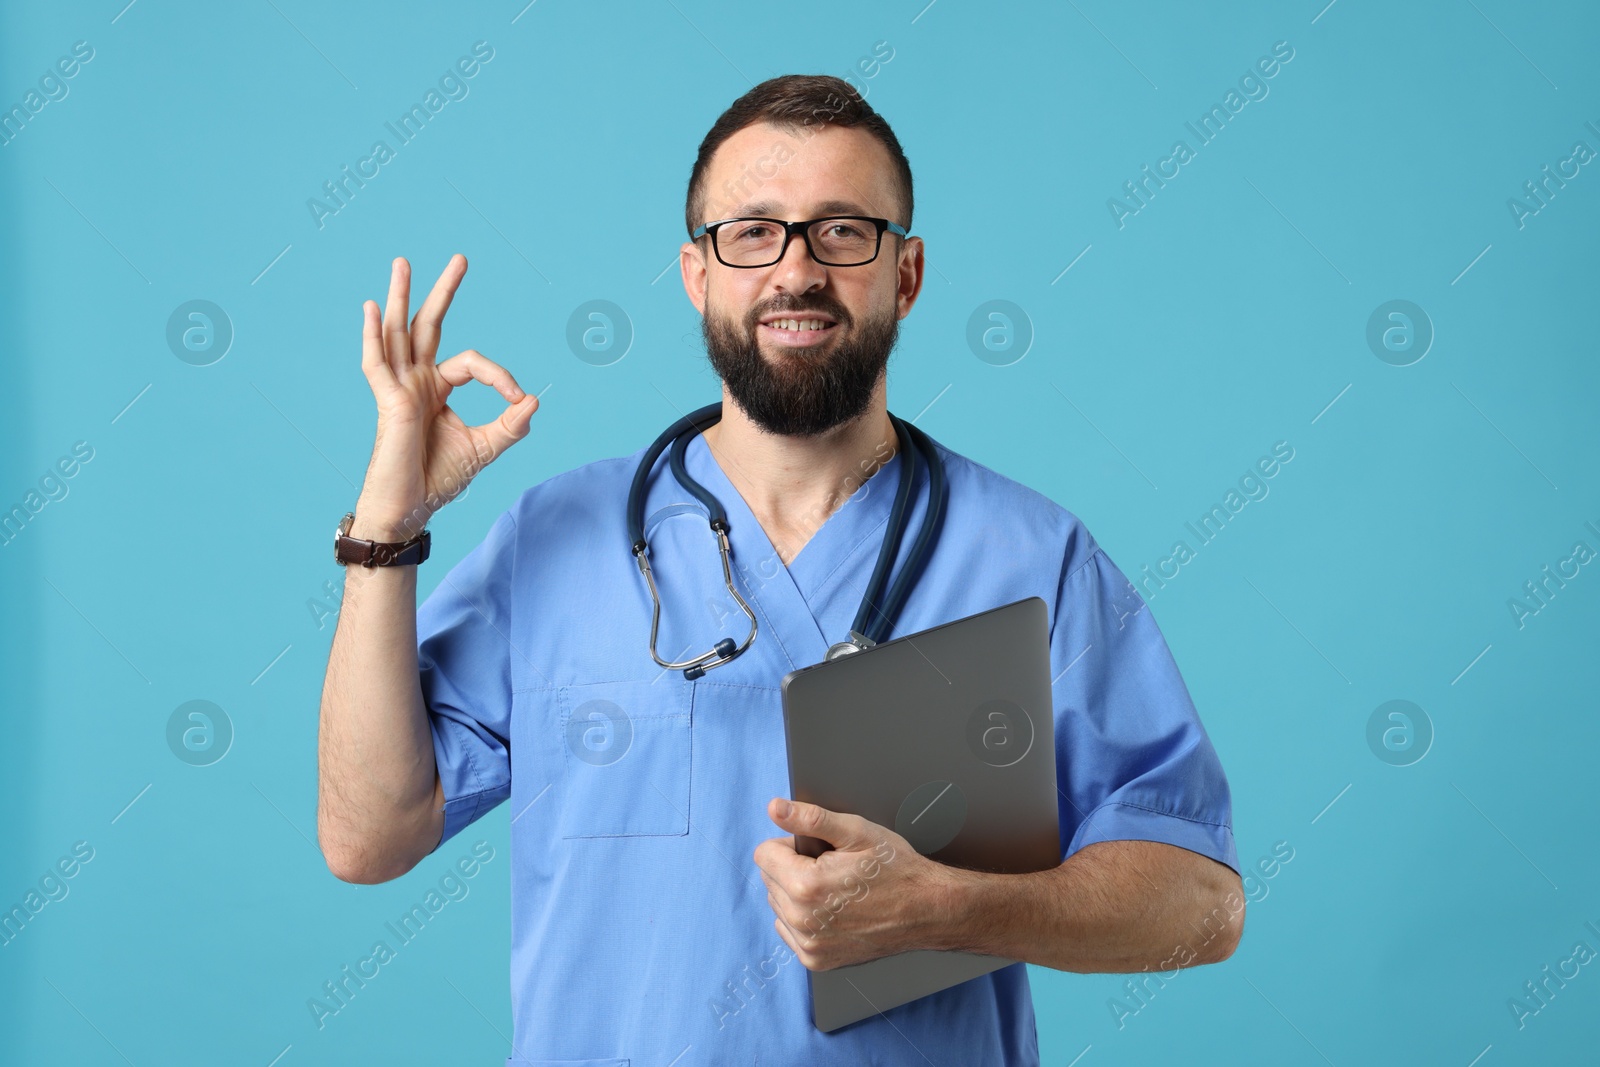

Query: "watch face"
(335, 512), (356, 563)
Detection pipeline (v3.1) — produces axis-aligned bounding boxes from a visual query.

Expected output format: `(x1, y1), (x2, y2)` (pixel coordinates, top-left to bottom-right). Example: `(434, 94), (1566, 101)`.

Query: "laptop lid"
(779, 596), (1061, 1032)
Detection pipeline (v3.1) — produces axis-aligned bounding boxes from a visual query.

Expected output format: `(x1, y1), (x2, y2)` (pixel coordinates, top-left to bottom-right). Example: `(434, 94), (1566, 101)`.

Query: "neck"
(702, 383), (898, 565)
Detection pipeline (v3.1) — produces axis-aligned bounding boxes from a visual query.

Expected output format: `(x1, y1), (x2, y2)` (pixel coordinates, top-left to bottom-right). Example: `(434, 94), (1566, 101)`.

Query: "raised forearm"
(928, 839), (1245, 972)
(316, 528), (443, 884)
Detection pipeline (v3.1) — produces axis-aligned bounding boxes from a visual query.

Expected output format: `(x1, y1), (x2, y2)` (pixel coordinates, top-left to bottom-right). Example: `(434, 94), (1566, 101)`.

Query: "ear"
(681, 240), (708, 316)
(895, 235), (924, 320)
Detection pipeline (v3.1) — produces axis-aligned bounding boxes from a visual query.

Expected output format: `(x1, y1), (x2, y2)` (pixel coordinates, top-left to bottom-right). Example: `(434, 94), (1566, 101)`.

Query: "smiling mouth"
(758, 317), (840, 346)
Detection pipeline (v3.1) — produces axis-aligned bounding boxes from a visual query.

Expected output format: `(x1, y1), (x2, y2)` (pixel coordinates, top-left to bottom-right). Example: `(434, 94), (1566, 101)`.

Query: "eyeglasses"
(691, 215), (908, 268)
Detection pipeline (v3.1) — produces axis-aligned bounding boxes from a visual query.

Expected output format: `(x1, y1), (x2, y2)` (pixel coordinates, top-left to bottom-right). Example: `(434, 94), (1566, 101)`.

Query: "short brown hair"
(684, 74), (914, 239)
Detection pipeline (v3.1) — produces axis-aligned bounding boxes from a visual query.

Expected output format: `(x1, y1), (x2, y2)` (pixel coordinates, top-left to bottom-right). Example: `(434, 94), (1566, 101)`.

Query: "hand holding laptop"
(753, 796), (964, 973)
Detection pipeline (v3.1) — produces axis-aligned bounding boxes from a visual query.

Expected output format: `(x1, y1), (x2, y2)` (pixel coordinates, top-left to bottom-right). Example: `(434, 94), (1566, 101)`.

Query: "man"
(318, 74), (1241, 1064)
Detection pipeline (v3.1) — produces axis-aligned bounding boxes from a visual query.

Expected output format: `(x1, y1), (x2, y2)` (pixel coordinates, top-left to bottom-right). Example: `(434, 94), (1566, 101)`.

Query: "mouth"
(757, 314), (840, 347)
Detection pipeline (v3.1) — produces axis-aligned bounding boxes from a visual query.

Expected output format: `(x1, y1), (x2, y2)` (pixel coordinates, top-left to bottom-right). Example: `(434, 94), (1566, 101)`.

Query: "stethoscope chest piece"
(824, 630), (878, 661)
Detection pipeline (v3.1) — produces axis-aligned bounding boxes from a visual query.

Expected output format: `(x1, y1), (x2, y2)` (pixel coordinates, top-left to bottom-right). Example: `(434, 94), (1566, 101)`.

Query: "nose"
(771, 225), (828, 294)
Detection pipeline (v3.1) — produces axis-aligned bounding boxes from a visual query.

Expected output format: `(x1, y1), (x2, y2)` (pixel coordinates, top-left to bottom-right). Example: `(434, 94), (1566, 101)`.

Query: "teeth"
(768, 318), (830, 331)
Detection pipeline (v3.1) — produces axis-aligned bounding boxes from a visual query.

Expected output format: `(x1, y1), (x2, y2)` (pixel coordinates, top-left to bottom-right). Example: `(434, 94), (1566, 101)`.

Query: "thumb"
(770, 798), (873, 851)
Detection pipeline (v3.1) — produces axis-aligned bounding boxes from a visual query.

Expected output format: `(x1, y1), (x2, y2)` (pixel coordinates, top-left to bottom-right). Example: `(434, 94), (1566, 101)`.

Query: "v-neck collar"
(679, 428), (905, 668)
(683, 428), (903, 598)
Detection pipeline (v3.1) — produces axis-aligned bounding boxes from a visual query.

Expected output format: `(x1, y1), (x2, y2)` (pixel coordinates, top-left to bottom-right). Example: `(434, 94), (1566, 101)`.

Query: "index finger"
(753, 836), (813, 884)
(409, 253), (468, 366)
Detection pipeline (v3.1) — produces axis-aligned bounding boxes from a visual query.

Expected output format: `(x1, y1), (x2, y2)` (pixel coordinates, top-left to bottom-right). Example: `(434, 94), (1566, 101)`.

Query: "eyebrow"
(729, 198), (874, 218)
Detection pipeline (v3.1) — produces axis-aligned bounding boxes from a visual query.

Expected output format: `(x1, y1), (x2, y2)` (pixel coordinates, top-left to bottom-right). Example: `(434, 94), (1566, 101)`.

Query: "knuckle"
(794, 871), (822, 902)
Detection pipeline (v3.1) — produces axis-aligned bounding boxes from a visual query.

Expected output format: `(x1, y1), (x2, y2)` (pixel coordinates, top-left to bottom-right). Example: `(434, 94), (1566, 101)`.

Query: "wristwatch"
(334, 511), (431, 567)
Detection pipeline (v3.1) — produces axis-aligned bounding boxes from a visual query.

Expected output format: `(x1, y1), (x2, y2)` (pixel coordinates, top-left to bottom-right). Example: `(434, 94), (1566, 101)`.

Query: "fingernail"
(776, 799), (791, 818)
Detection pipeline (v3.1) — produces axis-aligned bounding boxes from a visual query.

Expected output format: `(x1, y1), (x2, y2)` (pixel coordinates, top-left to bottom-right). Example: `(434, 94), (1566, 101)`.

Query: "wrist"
(927, 863), (1034, 958)
(350, 502), (430, 542)
(914, 861), (982, 955)
(896, 857), (979, 953)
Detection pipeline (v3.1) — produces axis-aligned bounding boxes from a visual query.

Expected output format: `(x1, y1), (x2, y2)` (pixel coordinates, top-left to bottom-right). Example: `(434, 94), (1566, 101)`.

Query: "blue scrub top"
(418, 427), (1237, 1066)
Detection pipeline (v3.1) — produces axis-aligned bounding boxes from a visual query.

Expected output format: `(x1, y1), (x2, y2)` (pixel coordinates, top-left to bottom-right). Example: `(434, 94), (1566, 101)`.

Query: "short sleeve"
(1051, 544), (1238, 875)
(417, 507), (518, 853)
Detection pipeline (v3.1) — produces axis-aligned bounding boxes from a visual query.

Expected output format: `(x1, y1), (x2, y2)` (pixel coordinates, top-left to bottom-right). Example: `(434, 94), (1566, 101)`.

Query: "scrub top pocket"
(556, 679), (691, 839)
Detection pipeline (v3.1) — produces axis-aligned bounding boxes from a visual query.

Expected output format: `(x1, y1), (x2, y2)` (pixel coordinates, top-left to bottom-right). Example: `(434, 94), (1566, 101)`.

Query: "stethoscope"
(628, 401), (946, 680)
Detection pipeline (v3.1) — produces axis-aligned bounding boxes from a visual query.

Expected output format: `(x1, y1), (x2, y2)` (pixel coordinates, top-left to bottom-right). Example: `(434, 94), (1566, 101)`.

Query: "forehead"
(701, 121), (899, 222)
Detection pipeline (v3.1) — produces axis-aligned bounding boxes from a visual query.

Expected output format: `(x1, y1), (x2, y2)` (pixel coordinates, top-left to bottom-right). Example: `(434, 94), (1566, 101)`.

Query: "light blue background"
(2, 1), (1597, 1064)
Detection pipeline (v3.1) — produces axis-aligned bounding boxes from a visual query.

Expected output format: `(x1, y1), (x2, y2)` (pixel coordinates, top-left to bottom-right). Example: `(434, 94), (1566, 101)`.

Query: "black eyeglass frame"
(690, 215), (910, 268)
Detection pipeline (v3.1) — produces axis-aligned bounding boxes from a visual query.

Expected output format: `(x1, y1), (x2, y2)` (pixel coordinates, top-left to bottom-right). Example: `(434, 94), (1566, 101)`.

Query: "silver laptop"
(779, 596), (1061, 1032)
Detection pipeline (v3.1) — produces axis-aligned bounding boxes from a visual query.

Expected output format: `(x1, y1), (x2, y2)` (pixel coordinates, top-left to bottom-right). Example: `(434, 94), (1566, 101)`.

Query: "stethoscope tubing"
(629, 401), (943, 678)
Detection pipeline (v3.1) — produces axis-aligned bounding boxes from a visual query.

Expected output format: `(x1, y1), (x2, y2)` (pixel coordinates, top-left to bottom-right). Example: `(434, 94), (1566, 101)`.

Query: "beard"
(701, 292), (900, 437)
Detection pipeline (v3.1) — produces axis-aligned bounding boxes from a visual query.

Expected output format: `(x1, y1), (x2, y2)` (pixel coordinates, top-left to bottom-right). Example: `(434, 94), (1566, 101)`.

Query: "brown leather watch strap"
(334, 511), (431, 567)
